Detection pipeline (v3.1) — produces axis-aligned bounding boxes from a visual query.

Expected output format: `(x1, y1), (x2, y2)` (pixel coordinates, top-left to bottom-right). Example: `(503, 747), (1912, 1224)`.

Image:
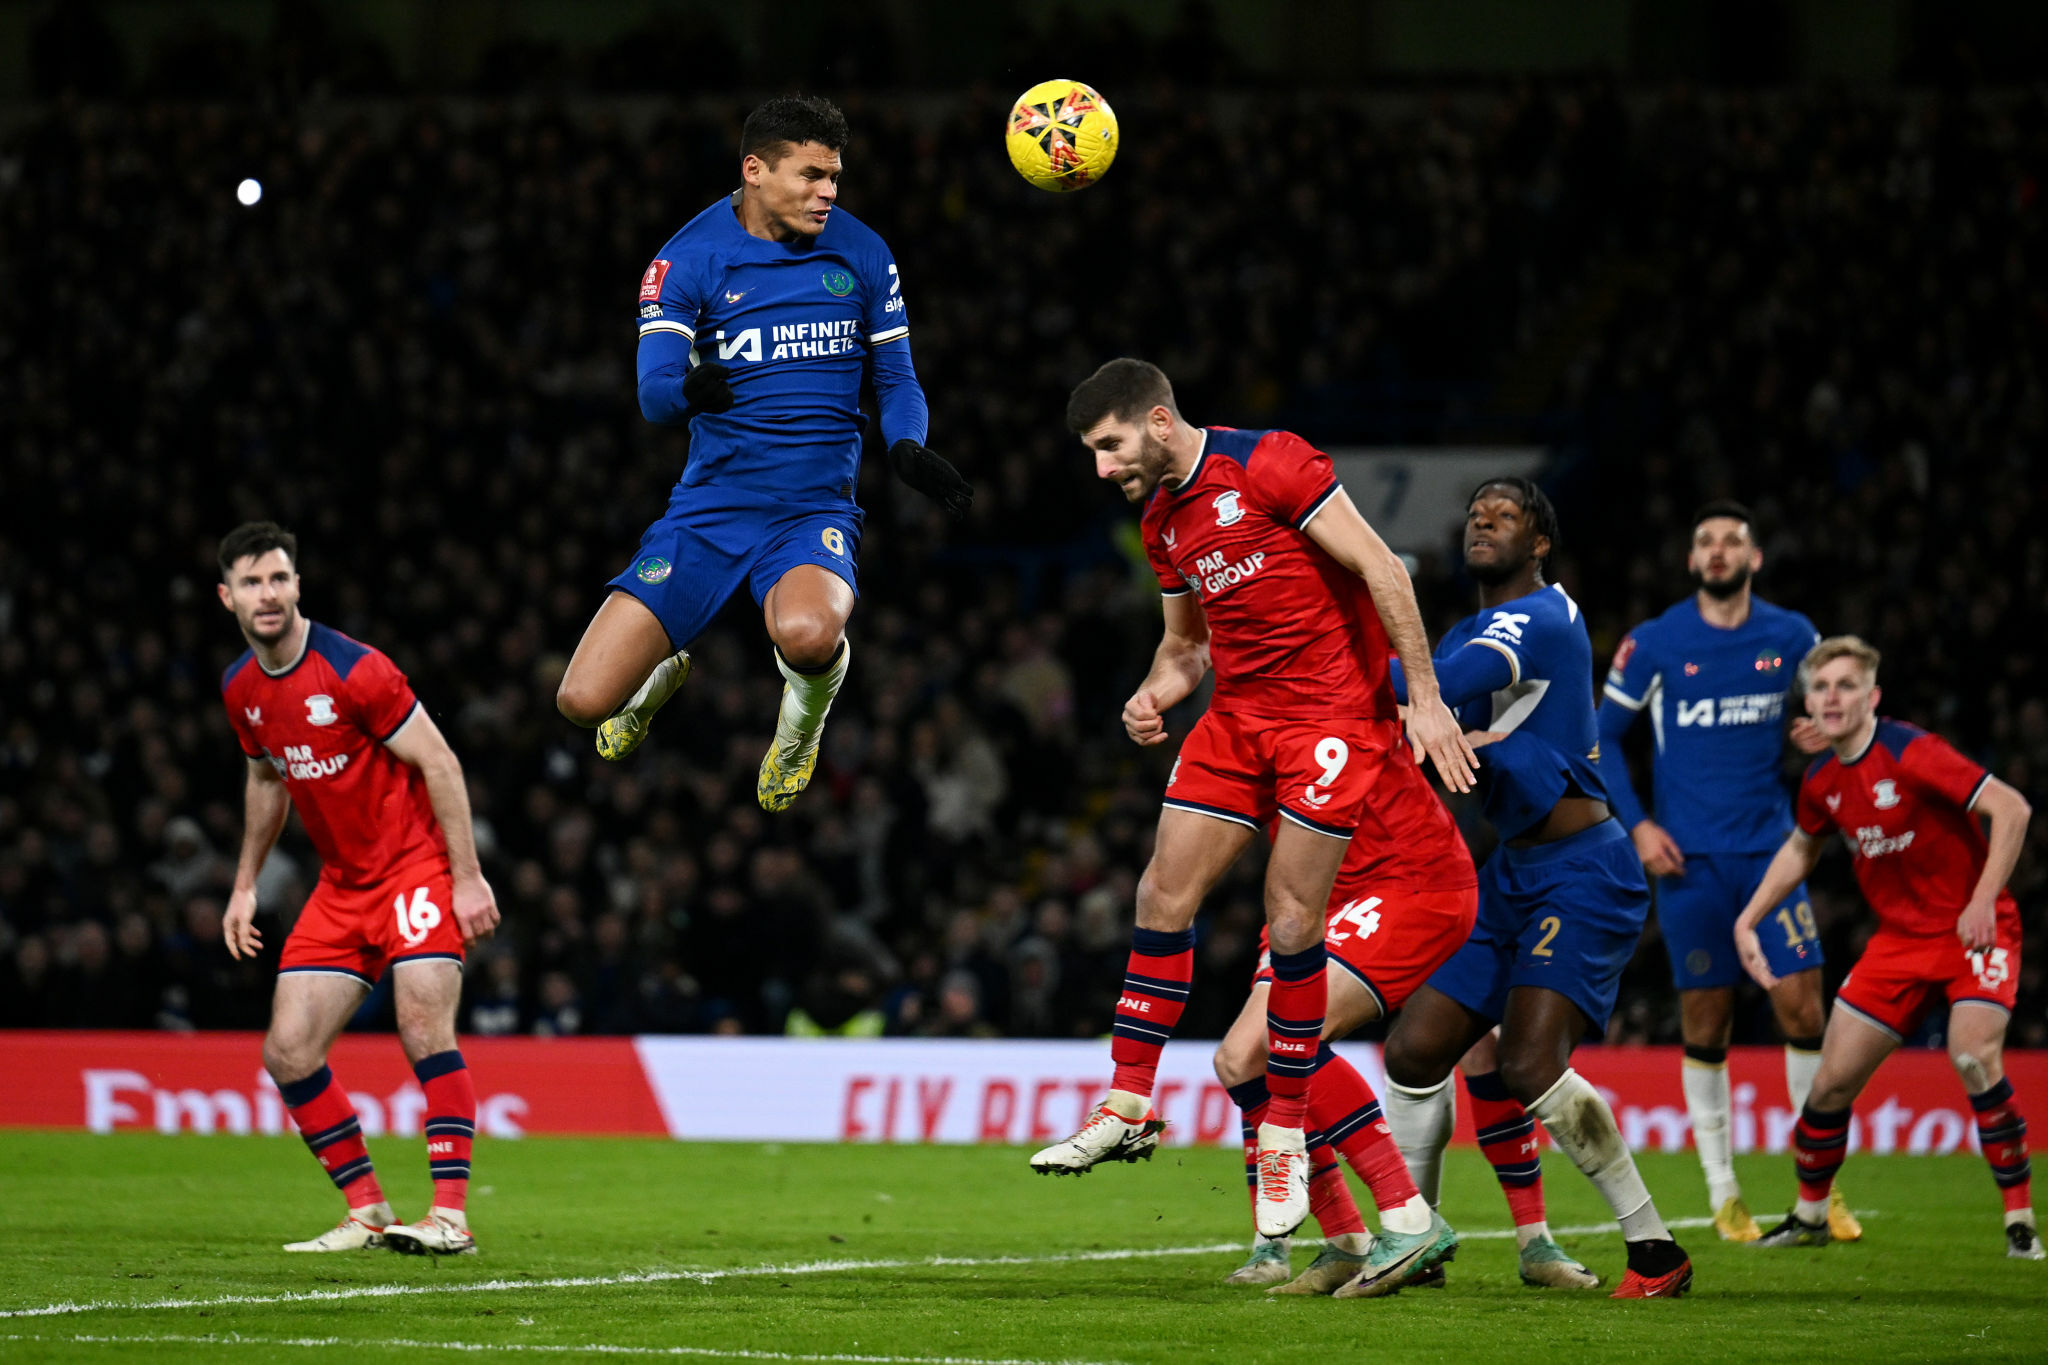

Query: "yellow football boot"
(1714, 1195), (1763, 1243)
(594, 650), (691, 761)
(1826, 1185), (1862, 1242)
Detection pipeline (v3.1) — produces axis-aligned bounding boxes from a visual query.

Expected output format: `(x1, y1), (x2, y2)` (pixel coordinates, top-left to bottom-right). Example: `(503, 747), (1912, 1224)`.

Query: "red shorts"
(1835, 916), (2022, 1041)
(1165, 711), (1401, 839)
(1254, 881), (1479, 1015)
(280, 857), (465, 986)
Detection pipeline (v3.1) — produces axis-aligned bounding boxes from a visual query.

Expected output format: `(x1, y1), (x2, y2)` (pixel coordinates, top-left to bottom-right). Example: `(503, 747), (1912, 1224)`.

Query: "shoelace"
(1255, 1147), (1302, 1203)
(1075, 1105), (1127, 1143)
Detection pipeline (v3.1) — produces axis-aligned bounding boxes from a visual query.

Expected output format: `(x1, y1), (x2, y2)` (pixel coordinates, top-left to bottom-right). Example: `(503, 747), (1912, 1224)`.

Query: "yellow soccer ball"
(1006, 80), (1119, 192)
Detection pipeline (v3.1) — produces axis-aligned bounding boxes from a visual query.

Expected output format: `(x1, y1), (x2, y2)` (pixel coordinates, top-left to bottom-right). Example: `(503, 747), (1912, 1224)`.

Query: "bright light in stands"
(236, 178), (262, 207)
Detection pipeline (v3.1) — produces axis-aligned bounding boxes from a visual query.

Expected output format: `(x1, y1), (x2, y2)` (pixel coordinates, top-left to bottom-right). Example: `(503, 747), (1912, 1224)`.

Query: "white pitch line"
(0, 1333), (1122, 1365)
(0, 1211), (1871, 1322)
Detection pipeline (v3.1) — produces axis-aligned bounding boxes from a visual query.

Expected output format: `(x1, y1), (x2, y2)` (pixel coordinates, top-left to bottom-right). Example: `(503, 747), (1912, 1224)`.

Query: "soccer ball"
(1006, 80), (1119, 192)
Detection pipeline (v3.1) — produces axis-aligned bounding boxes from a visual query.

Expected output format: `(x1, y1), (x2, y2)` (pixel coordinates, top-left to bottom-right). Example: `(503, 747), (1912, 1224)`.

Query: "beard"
(1466, 549), (1529, 586)
(1692, 565), (1752, 600)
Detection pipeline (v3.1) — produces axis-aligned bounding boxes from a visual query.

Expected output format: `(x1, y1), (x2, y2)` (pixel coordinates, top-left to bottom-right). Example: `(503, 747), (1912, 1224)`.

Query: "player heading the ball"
(1030, 359), (1475, 1288)
(1736, 637), (2039, 1259)
(217, 521), (500, 1255)
(556, 95), (971, 812)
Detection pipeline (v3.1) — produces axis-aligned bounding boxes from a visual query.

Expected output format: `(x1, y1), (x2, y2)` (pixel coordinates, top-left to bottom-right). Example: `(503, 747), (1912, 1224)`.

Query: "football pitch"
(0, 1134), (2036, 1364)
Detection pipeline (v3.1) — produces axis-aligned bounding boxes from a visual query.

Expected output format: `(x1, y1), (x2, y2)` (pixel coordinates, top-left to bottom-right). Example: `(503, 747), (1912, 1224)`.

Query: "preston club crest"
(305, 694), (338, 726)
(1212, 490), (1245, 526)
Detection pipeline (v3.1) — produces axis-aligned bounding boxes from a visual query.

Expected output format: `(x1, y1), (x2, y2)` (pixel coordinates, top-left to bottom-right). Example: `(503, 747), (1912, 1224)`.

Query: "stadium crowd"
(2, 75), (2043, 1046)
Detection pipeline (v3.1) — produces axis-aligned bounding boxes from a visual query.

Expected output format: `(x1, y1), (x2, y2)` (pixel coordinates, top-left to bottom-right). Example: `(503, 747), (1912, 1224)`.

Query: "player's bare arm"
(1958, 777), (2031, 950)
(384, 710), (500, 947)
(224, 755), (292, 961)
(1124, 593), (1210, 746)
(1732, 829), (1827, 989)
(1302, 490), (1477, 793)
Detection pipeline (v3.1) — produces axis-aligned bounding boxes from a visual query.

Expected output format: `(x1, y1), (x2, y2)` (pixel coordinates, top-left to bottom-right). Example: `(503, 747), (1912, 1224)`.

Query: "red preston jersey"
(221, 621), (446, 889)
(1795, 718), (2014, 937)
(1141, 427), (1396, 721)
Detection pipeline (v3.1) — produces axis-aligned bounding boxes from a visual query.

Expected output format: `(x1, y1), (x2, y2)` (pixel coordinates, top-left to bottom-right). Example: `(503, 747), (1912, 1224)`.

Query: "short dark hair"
(217, 521), (298, 579)
(741, 95), (850, 165)
(1468, 476), (1560, 560)
(1066, 358), (1179, 434)
(1692, 499), (1756, 535)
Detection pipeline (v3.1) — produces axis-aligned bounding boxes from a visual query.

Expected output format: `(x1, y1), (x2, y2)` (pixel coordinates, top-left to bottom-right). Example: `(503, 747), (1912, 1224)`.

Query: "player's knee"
(262, 1034), (321, 1087)
(774, 615), (842, 671)
(1381, 1032), (1453, 1091)
(1213, 1036), (1261, 1088)
(1950, 1046), (1998, 1092)
(555, 673), (612, 728)
(1133, 865), (1196, 929)
(1496, 1042), (1565, 1106)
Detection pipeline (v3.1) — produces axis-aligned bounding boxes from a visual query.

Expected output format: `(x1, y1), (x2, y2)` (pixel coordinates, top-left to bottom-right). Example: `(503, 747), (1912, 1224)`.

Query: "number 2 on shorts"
(1531, 915), (1562, 958)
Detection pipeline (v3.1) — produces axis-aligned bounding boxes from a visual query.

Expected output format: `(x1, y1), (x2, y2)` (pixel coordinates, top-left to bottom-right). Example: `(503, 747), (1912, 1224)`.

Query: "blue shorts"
(607, 483), (862, 649)
(1655, 851), (1821, 991)
(1426, 819), (1649, 1032)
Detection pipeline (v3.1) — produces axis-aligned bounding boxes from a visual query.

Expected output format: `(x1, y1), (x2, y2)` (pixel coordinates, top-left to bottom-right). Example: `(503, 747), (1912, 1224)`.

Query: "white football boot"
(1252, 1123), (1311, 1238)
(383, 1207), (477, 1256)
(283, 1202), (394, 1252)
(1028, 1096), (1165, 1175)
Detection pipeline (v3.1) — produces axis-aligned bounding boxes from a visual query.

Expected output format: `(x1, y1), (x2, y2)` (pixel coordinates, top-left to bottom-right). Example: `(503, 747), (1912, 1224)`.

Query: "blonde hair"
(1802, 634), (1880, 687)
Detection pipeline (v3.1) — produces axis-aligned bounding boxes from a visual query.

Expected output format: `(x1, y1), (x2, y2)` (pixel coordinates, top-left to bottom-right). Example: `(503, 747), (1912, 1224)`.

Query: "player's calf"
(758, 642), (848, 811)
(594, 649), (692, 761)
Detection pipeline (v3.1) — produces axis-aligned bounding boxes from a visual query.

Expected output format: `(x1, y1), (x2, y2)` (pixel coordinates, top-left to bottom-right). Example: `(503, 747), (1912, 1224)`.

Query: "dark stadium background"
(2, 0), (2042, 1053)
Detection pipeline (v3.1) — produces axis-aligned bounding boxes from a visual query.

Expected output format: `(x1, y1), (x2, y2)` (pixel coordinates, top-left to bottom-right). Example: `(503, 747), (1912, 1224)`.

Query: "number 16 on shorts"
(394, 886), (443, 948)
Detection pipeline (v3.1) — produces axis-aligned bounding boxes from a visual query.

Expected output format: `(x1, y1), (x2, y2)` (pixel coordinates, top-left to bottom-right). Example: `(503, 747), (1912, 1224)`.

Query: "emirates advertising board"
(0, 1032), (2035, 1159)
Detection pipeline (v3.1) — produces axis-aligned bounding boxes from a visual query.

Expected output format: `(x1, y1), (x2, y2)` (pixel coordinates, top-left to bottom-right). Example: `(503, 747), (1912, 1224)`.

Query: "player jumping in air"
(1599, 502), (1851, 1242)
(1212, 824), (1600, 1294)
(1378, 479), (1694, 1299)
(216, 522), (500, 1254)
(1031, 359), (1477, 1293)
(1736, 637), (2039, 1258)
(555, 95), (970, 811)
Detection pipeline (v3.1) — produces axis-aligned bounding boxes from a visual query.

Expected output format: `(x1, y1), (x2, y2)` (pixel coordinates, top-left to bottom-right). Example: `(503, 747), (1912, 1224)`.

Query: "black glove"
(681, 362), (735, 414)
(889, 439), (973, 518)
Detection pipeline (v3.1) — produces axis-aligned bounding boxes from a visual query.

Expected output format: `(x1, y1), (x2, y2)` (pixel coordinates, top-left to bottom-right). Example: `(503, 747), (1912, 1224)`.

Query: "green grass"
(0, 1133), (2036, 1363)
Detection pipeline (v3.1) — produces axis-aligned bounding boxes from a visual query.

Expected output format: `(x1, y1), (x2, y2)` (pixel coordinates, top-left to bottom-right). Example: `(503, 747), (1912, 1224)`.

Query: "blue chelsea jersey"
(1600, 596), (1820, 854)
(1437, 583), (1609, 842)
(636, 197), (909, 496)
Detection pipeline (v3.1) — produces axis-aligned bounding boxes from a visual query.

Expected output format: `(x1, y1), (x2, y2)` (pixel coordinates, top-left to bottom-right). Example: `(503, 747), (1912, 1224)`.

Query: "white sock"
(1785, 1043), (1823, 1115)
(1102, 1089), (1149, 1123)
(429, 1204), (467, 1227)
(1794, 1196), (1828, 1224)
(2006, 1208), (2036, 1230)
(773, 642), (850, 746)
(1529, 1068), (1671, 1243)
(1379, 1193), (1433, 1237)
(1515, 1221), (1551, 1251)
(1682, 1054), (1740, 1208)
(1382, 1078), (1455, 1208)
(1327, 1231), (1373, 1255)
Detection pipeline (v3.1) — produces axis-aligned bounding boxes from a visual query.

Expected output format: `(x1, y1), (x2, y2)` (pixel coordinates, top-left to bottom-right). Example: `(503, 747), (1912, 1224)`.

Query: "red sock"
(1306, 1044), (1419, 1215)
(1464, 1069), (1546, 1227)
(415, 1050), (476, 1213)
(1228, 1079), (1270, 1218)
(278, 1065), (383, 1208)
(1263, 945), (1326, 1129)
(1308, 1136), (1367, 1236)
(1794, 1104), (1851, 1205)
(1972, 1080), (2033, 1215)
(1110, 928), (1195, 1099)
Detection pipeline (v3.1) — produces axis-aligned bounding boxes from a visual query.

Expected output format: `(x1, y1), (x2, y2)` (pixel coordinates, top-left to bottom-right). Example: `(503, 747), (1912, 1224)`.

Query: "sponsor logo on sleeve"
(639, 302), (662, 320)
